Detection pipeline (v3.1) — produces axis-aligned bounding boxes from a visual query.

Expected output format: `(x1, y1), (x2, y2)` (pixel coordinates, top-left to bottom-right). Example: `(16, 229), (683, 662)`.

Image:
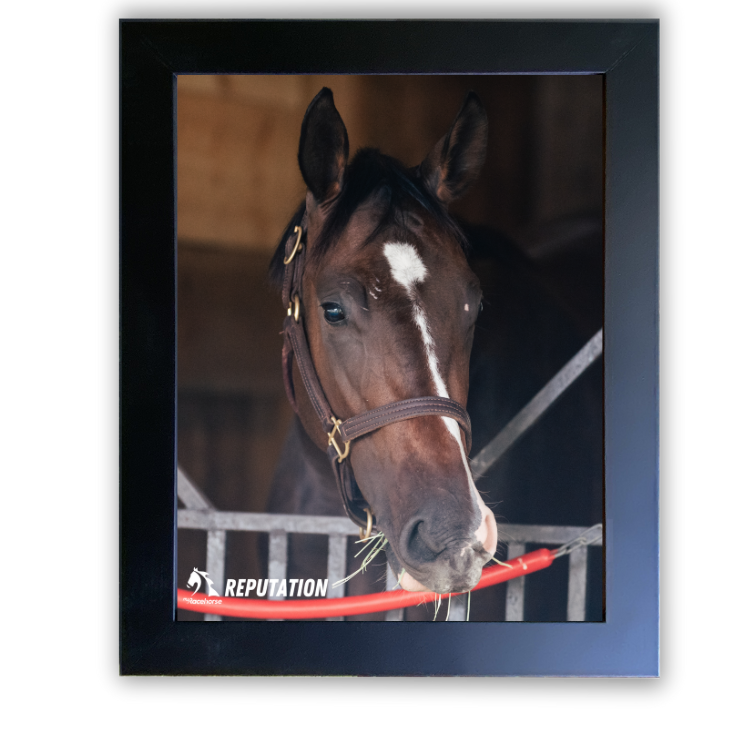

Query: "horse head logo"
(186, 567), (221, 597)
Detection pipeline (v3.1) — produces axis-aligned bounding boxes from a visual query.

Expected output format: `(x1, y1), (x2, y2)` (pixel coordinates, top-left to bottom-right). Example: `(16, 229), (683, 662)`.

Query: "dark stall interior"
(177, 74), (603, 621)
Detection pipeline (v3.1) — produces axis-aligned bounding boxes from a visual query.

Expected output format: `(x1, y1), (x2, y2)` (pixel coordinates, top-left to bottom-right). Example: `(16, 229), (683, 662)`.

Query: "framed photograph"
(120, 20), (658, 676)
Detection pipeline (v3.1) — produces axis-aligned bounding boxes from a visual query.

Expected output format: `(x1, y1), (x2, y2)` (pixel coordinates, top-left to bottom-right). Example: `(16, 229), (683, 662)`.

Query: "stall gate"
(178, 468), (601, 622)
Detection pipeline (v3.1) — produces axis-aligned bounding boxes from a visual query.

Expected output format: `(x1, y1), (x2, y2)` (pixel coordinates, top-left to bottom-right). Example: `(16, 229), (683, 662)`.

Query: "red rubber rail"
(177, 547), (554, 619)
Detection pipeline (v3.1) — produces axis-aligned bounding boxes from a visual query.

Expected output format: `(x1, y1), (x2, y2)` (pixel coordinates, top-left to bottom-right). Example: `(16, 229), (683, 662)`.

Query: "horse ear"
(419, 92), (488, 204)
(298, 87), (349, 205)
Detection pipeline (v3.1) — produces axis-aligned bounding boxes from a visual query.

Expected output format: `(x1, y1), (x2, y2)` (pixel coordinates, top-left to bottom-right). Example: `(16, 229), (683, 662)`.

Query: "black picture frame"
(120, 20), (658, 676)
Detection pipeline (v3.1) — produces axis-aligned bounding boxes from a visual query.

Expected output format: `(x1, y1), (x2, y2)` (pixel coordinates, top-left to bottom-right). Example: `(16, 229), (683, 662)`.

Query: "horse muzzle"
(386, 539), (490, 594)
(385, 493), (497, 594)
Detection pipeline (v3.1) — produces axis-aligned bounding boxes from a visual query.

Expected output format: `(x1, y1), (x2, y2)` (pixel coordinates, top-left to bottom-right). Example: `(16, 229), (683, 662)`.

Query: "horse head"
(273, 88), (497, 594)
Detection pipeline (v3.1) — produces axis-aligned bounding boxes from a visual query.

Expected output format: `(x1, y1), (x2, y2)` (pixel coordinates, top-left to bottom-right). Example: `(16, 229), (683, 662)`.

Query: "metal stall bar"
(567, 546), (589, 622)
(178, 469), (226, 621)
(505, 543), (527, 621)
(326, 534), (348, 621)
(177, 469), (215, 511)
(268, 531), (288, 600)
(384, 567), (404, 621)
(471, 329), (602, 480)
(178, 507), (360, 535)
(204, 530), (226, 622)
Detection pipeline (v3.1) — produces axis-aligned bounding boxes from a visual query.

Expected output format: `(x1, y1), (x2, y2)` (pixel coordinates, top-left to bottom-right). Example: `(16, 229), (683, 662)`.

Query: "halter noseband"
(280, 218), (472, 538)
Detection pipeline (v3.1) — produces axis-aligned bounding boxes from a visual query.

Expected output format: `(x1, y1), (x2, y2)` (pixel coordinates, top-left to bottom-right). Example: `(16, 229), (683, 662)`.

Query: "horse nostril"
(402, 515), (473, 565)
(403, 518), (439, 564)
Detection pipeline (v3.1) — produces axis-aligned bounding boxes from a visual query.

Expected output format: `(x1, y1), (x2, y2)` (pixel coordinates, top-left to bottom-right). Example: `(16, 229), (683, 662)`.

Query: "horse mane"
(269, 148), (469, 287)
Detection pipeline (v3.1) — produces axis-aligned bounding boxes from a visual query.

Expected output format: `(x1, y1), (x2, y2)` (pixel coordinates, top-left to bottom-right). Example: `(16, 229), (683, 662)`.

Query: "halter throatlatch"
(280, 218), (472, 537)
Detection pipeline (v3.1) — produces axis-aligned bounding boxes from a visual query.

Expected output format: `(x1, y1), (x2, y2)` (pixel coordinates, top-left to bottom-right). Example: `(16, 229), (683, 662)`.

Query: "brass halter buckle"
(287, 294), (300, 322)
(359, 507), (373, 541)
(327, 417), (351, 463)
(283, 225), (303, 265)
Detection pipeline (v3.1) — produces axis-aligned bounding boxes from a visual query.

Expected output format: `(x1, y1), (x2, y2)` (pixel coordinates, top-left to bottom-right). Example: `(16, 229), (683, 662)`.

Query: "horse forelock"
(268, 149), (469, 288)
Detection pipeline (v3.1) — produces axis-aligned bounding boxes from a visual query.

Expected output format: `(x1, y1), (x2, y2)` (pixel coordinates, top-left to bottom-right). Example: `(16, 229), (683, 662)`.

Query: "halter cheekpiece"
(280, 218), (472, 538)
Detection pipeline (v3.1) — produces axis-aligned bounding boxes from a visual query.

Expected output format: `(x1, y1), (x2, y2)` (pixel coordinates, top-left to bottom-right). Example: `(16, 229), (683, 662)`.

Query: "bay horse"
(267, 88), (603, 619)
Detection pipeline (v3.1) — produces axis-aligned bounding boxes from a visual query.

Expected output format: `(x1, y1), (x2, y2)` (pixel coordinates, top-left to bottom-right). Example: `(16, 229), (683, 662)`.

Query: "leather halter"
(280, 218), (472, 536)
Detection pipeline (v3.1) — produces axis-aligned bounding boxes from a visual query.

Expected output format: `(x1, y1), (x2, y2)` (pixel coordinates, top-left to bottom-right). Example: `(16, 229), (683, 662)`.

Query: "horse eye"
(322, 302), (346, 324)
(478, 301), (484, 315)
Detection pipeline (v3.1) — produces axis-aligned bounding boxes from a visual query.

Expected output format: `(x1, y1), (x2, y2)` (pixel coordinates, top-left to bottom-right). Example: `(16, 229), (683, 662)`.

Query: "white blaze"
(382, 242), (484, 515)
(383, 241), (427, 289)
